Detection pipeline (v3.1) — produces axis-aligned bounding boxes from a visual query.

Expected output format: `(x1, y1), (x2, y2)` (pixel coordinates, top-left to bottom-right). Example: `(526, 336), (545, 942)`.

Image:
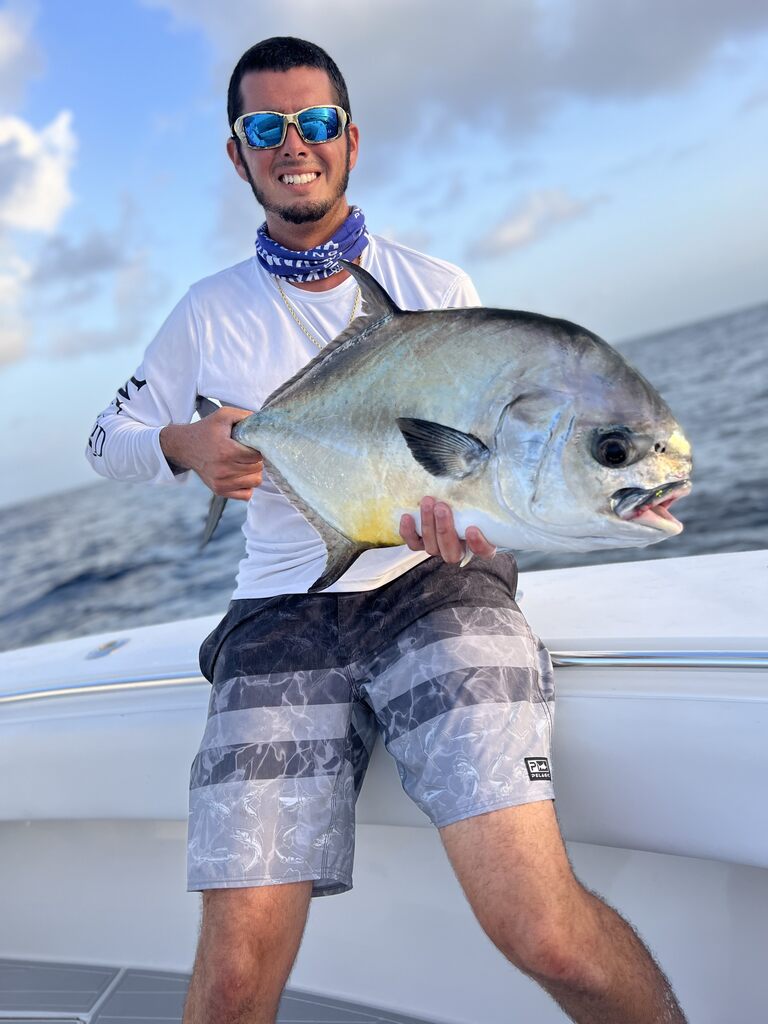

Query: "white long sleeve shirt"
(86, 234), (481, 597)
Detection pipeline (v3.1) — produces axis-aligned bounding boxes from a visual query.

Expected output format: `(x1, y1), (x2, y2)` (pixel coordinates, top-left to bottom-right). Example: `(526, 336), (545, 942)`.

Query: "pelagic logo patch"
(525, 757), (551, 781)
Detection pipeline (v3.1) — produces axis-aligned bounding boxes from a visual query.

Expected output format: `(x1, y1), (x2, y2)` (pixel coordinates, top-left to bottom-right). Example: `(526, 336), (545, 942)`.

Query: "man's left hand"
(399, 497), (497, 563)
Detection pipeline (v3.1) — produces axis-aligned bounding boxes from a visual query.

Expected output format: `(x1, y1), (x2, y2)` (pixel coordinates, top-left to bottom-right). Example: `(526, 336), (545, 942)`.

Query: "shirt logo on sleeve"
(88, 423), (106, 457)
(525, 757), (551, 781)
(114, 375), (147, 414)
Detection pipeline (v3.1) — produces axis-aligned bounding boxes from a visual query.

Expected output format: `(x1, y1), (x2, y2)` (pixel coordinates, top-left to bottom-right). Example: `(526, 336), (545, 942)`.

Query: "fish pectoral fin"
(396, 417), (491, 479)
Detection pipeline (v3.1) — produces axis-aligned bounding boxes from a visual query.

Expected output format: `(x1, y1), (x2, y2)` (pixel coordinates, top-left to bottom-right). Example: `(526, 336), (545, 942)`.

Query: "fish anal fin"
(308, 534), (367, 593)
(397, 417), (491, 479)
(264, 457), (367, 592)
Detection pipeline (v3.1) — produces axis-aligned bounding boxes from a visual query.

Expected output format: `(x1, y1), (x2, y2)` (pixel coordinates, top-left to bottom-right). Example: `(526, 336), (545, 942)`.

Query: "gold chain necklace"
(274, 274), (361, 350)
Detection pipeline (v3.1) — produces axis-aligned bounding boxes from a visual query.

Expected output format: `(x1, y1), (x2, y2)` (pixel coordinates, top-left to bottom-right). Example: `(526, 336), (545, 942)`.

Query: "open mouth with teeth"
(279, 172), (321, 185)
(610, 480), (692, 534)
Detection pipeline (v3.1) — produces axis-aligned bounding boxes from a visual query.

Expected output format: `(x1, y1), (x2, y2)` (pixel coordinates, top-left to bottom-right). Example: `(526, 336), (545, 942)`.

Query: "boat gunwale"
(1, 649), (767, 706)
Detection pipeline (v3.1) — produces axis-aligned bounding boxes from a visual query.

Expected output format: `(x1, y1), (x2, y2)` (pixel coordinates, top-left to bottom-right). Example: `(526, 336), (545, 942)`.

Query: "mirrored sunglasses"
(232, 105), (348, 149)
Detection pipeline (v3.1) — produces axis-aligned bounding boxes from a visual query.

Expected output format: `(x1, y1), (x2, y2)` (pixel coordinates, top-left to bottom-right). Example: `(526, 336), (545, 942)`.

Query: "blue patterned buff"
(255, 206), (369, 282)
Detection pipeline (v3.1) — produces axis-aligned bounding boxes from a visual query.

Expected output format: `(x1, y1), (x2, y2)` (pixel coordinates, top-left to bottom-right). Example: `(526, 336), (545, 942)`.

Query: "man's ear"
(226, 136), (250, 183)
(347, 122), (360, 172)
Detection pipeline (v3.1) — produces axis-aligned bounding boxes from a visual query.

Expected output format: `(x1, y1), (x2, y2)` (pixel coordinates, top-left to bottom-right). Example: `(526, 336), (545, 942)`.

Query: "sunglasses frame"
(232, 105), (349, 150)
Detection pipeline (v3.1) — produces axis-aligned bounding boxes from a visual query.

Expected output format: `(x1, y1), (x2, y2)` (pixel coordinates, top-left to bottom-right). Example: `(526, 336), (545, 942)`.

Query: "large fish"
(227, 261), (692, 592)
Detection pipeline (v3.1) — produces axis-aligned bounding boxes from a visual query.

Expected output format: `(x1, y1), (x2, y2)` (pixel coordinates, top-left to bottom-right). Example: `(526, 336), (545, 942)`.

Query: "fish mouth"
(610, 480), (692, 534)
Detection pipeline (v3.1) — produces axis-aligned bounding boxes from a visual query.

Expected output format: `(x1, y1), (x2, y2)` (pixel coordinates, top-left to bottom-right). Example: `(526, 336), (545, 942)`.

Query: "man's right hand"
(159, 407), (263, 500)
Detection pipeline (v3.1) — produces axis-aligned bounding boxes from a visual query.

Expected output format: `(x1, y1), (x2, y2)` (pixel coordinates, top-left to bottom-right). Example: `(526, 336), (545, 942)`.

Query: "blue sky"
(2, 0), (767, 507)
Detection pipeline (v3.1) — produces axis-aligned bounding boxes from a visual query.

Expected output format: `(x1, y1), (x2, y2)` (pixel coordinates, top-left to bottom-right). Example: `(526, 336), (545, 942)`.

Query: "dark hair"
(227, 36), (351, 130)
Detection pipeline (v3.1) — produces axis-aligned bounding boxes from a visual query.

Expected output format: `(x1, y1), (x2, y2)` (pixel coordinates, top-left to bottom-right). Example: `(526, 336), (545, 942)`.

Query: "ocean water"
(0, 301), (766, 654)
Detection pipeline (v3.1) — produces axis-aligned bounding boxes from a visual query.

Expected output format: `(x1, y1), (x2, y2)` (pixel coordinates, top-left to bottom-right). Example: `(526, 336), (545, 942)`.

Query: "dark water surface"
(1, 301), (766, 653)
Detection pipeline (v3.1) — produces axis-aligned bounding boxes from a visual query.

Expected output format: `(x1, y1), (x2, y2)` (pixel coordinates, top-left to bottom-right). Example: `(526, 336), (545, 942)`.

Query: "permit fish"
(223, 261), (692, 591)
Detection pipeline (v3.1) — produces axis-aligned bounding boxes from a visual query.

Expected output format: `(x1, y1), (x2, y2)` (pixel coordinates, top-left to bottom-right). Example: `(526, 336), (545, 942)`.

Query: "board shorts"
(187, 554), (555, 897)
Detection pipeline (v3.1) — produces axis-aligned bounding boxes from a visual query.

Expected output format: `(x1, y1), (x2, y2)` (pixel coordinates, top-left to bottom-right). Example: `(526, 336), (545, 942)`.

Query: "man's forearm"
(159, 408), (261, 496)
(159, 423), (196, 473)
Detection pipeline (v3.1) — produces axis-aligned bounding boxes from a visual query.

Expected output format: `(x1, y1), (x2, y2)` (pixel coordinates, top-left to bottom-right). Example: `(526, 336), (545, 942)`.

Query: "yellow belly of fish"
(337, 496), (402, 545)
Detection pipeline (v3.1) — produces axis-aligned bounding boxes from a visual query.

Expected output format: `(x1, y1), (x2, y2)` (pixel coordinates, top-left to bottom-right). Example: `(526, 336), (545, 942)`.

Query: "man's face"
(228, 66), (359, 229)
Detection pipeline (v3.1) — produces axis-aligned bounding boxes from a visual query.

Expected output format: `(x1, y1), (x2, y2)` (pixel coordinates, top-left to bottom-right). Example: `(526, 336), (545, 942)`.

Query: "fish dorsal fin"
(397, 417), (491, 479)
(338, 259), (401, 320)
(262, 263), (402, 410)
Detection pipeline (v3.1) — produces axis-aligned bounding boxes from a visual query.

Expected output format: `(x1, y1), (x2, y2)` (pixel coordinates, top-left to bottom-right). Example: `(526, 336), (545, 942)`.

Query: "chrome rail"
(1, 650), (767, 706)
(0, 672), (207, 706)
(550, 651), (768, 669)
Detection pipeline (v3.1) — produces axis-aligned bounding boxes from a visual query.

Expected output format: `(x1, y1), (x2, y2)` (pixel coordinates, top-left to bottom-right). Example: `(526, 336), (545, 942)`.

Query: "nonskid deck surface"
(0, 958), (436, 1024)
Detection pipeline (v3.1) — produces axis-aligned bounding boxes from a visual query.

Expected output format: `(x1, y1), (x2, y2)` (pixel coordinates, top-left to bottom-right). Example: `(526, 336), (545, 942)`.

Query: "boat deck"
(0, 959), (435, 1023)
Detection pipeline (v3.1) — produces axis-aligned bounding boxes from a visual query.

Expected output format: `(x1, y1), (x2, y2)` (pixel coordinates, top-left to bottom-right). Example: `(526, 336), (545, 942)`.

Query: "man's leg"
(186, 592), (374, 1023)
(440, 800), (686, 1024)
(182, 881), (312, 1024)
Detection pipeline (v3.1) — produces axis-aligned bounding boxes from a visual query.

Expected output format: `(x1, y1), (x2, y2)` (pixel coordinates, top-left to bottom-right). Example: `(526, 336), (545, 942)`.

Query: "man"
(86, 37), (686, 1024)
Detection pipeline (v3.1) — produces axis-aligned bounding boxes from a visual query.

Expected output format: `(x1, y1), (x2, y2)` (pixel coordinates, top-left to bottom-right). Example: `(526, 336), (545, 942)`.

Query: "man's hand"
(160, 407), (263, 500)
(399, 496), (497, 563)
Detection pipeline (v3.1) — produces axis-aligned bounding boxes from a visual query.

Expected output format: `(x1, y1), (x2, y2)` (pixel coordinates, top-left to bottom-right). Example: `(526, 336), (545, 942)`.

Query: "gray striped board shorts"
(187, 554), (555, 897)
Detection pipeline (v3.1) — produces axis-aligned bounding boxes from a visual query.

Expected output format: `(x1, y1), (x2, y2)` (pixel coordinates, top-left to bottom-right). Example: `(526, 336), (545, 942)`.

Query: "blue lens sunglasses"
(232, 105), (349, 150)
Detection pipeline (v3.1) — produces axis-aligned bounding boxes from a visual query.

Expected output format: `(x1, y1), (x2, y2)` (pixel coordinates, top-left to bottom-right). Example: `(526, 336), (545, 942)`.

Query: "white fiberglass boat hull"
(0, 550), (766, 1023)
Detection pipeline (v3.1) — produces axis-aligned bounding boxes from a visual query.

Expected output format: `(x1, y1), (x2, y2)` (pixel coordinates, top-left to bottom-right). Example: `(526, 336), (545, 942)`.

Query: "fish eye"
(591, 429), (632, 467)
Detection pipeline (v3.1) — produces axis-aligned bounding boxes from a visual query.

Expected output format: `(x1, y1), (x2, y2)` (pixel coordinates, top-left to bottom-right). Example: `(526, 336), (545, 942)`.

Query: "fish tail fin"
(196, 399), (262, 549)
(199, 495), (228, 549)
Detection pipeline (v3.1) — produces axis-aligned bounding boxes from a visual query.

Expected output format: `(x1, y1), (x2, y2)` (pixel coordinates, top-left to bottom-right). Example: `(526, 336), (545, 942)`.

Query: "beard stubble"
(241, 136), (352, 226)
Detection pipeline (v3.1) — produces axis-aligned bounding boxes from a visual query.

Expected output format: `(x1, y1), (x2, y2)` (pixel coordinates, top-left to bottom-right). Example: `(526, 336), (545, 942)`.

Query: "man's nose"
(281, 122), (307, 156)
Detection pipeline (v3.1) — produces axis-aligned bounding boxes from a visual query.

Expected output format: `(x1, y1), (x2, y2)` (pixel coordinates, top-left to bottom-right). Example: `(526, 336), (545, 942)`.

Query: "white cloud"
(0, 112), (77, 232)
(0, 244), (31, 364)
(31, 230), (124, 286)
(0, 247), (28, 304)
(144, 0), (768, 144)
(553, 0), (768, 98)
(0, 1), (46, 364)
(146, 0), (547, 144)
(0, 3), (70, 363)
(0, 111), (77, 363)
(0, 319), (28, 364)
(0, 8), (175, 378)
(51, 248), (171, 357)
(145, 0), (768, 264)
(468, 188), (599, 258)
(0, 2), (43, 108)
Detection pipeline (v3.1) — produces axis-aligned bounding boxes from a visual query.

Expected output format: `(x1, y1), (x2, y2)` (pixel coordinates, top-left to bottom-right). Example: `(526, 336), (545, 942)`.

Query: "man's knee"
(440, 801), (608, 988)
(482, 889), (607, 991)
